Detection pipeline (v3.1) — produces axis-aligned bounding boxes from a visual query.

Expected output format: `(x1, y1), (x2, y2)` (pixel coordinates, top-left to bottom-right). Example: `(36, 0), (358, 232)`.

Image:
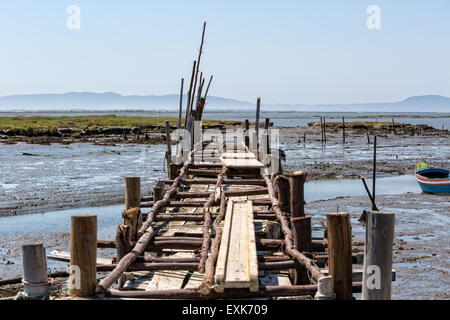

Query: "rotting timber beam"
(162, 178), (267, 186)
(95, 148), (196, 295)
(106, 283), (363, 299)
(198, 166), (228, 273)
(263, 175), (324, 282)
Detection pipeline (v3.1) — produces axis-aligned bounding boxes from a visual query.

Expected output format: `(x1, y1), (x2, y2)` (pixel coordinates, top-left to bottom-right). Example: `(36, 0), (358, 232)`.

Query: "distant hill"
(0, 92), (253, 111)
(0, 92), (448, 112)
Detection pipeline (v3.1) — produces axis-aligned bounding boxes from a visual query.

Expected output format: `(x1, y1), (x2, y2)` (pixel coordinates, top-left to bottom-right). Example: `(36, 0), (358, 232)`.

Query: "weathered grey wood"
(21, 244), (49, 298)
(69, 214), (97, 297)
(362, 211), (395, 300)
(215, 200), (258, 292)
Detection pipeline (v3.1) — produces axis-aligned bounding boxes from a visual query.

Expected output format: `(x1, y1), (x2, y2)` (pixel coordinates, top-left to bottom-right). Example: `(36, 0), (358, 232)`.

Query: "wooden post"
(255, 97), (261, 142)
(362, 211), (395, 300)
(289, 171), (307, 218)
(21, 244), (49, 298)
(69, 214), (97, 297)
(342, 117), (346, 144)
(366, 129), (371, 144)
(320, 117), (323, 143)
(178, 78), (184, 129)
(125, 177), (141, 210)
(289, 171), (309, 284)
(392, 119), (396, 135)
(165, 120), (172, 177)
(153, 179), (165, 202)
(291, 216), (312, 284)
(372, 136), (377, 211)
(323, 117), (326, 143)
(275, 175), (290, 212)
(264, 117), (270, 130)
(244, 119), (250, 147)
(326, 213), (353, 300)
(314, 276), (335, 300)
(124, 177), (141, 240)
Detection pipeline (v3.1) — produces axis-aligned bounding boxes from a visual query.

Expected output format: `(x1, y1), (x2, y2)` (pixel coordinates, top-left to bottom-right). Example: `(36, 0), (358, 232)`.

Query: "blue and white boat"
(415, 161), (450, 195)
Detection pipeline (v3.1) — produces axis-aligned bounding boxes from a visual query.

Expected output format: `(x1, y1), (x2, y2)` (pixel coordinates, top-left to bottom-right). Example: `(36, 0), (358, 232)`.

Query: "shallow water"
(0, 175), (421, 238)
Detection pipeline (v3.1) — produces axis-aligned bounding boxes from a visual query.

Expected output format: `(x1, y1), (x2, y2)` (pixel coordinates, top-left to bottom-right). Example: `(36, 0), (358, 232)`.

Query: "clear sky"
(0, 0), (449, 104)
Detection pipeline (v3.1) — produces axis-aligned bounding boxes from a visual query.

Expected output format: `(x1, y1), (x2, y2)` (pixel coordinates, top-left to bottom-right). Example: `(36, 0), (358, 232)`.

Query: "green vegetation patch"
(0, 115), (233, 132)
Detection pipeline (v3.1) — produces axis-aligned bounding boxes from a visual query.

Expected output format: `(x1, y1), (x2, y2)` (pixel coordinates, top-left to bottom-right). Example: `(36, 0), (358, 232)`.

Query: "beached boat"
(415, 161), (450, 195)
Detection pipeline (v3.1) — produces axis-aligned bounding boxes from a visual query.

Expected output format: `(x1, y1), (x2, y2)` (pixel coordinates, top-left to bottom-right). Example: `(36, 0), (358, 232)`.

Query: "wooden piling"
(165, 120), (172, 177)
(362, 211), (395, 300)
(289, 171), (307, 218)
(69, 214), (97, 297)
(21, 244), (49, 298)
(275, 175), (290, 212)
(372, 136), (377, 211)
(320, 117), (323, 143)
(323, 117), (326, 143)
(291, 216), (312, 284)
(178, 78), (184, 129)
(342, 117), (346, 144)
(326, 213), (353, 300)
(255, 97), (261, 141)
(244, 119), (250, 147)
(392, 119), (396, 135)
(124, 177), (141, 240)
(125, 177), (141, 210)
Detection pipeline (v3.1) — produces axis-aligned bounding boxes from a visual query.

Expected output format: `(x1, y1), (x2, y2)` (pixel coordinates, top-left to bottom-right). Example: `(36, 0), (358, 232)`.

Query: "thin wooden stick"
(199, 188), (227, 294)
(184, 60), (197, 128)
(204, 75), (213, 99)
(198, 166), (228, 273)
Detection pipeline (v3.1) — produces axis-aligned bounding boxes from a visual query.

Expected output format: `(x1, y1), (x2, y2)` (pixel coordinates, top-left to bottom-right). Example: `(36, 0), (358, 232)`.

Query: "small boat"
(415, 160), (450, 195)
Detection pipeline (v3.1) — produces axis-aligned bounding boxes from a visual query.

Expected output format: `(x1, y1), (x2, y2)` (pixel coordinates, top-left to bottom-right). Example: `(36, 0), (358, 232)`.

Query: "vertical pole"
(124, 177), (141, 240)
(372, 136), (377, 211)
(342, 117), (346, 144)
(326, 213), (353, 300)
(289, 171), (307, 218)
(275, 175), (290, 212)
(323, 117), (327, 143)
(291, 216), (312, 284)
(165, 120), (172, 177)
(153, 179), (165, 202)
(125, 177), (141, 210)
(320, 117), (323, 143)
(244, 119), (250, 148)
(392, 119), (396, 135)
(264, 117), (270, 155)
(177, 78), (184, 130)
(69, 214), (97, 297)
(255, 97), (261, 140)
(21, 244), (49, 299)
(289, 171), (310, 284)
(362, 211), (395, 300)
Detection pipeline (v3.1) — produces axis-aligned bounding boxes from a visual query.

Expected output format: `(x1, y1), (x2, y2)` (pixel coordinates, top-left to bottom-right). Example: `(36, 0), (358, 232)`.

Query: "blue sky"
(0, 0), (449, 104)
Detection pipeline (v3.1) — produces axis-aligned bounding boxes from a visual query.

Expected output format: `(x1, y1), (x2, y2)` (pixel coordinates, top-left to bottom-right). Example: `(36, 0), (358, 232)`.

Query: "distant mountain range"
(0, 92), (448, 112)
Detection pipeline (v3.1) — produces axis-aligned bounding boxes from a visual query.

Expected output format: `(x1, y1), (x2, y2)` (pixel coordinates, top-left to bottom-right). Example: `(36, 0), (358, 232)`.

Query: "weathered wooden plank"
(215, 200), (258, 293)
(221, 158), (264, 169)
(221, 152), (256, 159)
(48, 250), (112, 265)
